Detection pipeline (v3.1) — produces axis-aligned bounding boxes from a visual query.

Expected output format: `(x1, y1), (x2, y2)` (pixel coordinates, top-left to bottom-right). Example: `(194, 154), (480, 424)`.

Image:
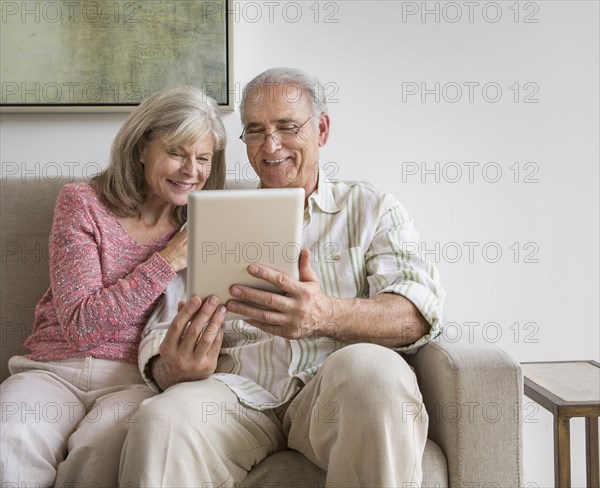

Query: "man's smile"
(263, 157), (291, 166)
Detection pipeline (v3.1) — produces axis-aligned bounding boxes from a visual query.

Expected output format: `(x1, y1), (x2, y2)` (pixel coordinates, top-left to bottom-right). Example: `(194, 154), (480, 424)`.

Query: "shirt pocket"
(316, 246), (366, 299)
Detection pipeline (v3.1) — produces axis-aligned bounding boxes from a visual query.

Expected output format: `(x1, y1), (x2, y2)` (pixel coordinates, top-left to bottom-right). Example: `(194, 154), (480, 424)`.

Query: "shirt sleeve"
(138, 270), (187, 391)
(49, 184), (176, 351)
(365, 193), (446, 353)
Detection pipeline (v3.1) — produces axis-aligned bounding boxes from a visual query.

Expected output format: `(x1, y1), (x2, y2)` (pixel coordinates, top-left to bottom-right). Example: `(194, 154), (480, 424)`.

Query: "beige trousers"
(0, 355), (154, 488)
(119, 343), (429, 488)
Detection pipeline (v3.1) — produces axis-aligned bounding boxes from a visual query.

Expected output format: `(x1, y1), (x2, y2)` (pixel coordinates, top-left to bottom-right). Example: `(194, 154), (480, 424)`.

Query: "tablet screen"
(187, 188), (304, 319)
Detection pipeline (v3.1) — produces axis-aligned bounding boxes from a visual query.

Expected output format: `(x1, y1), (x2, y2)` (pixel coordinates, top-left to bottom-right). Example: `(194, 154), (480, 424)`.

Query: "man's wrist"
(148, 355), (171, 392)
(319, 295), (339, 339)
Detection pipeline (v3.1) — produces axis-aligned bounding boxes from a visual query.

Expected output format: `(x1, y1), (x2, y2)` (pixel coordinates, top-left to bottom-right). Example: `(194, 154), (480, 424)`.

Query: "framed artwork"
(0, 0), (232, 112)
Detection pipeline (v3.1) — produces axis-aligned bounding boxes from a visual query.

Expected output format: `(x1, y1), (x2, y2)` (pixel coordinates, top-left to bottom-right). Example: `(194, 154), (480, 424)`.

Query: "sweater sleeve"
(49, 184), (177, 351)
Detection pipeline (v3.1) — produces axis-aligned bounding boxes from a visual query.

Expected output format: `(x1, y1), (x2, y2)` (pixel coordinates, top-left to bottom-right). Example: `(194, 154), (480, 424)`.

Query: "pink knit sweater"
(24, 183), (178, 365)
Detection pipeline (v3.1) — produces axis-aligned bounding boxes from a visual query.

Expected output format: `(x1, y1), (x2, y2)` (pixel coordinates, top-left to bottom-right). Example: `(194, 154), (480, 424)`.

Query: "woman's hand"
(159, 229), (188, 273)
(151, 295), (226, 391)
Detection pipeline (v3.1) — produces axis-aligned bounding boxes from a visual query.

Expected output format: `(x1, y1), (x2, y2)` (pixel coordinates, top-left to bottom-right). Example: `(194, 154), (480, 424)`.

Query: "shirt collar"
(255, 166), (341, 214)
(306, 167), (341, 214)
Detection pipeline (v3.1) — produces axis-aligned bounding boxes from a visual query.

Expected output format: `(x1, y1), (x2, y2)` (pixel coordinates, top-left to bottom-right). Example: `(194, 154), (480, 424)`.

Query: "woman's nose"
(180, 156), (195, 175)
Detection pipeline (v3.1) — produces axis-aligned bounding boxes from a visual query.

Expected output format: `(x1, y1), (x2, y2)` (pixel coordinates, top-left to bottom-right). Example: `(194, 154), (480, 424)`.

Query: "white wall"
(1, 1), (598, 485)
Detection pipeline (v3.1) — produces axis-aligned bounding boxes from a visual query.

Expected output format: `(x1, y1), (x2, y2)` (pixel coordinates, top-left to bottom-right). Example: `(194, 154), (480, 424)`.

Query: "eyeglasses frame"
(239, 114), (316, 147)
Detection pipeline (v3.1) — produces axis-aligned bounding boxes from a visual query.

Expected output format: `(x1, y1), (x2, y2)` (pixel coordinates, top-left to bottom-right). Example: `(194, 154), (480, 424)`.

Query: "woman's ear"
(138, 144), (146, 164)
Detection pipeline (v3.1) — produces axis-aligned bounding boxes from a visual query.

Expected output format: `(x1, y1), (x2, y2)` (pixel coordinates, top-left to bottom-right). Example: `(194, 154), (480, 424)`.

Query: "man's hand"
(151, 295), (226, 391)
(226, 249), (333, 340)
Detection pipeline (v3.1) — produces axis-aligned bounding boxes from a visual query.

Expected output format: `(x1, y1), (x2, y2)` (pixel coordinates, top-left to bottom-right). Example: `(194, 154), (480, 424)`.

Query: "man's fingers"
(298, 249), (318, 282)
(158, 301), (225, 383)
(241, 251), (319, 297)
(194, 308), (226, 360)
(179, 296), (221, 354)
(245, 264), (301, 294)
(207, 322), (225, 356)
(226, 300), (286, 325)
(161, 296), (203, 351)
(229, 285), (292, 312)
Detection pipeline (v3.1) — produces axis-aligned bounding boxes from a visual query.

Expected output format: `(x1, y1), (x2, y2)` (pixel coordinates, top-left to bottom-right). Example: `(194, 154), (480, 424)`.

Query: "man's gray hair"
(240, 67), (328, 125)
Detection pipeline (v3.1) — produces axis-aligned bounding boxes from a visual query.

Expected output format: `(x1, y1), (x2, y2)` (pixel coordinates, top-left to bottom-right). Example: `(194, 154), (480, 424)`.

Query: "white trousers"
(1, 355), (154, 488)
(119, 343), (429, 488)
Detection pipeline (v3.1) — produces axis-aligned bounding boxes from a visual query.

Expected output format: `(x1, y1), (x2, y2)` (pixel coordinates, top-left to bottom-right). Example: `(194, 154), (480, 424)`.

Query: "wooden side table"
(522, 361), (600, 488)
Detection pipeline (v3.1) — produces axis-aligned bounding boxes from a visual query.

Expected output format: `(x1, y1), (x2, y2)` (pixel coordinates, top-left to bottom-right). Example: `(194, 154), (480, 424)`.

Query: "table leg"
(554, 415), (571, 488)
(587, 416), (600, 488)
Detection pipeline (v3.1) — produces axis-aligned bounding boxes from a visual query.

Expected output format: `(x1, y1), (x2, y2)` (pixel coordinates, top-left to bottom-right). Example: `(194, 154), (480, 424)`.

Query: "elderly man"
(119, 67), (445, 487)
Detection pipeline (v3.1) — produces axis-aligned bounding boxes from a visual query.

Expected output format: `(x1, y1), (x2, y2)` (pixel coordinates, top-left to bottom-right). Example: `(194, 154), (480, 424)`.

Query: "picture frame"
(0, 0), (233, 113)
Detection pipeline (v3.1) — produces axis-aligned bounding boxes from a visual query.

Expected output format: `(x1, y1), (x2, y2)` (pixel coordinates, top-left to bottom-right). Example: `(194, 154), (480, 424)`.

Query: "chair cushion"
(241, 439), (448, 487)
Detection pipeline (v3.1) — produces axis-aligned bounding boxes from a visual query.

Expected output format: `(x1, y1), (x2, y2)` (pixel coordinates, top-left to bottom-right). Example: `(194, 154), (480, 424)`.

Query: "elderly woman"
(0, 86), (227, 487)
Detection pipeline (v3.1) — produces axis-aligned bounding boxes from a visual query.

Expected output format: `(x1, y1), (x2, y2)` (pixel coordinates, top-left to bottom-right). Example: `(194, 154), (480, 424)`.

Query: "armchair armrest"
(405, 339), (524, 487)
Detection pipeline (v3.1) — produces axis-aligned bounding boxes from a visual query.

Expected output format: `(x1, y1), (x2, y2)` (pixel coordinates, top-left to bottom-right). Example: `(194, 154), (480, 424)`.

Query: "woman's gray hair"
(92, 85), (226, 224)
(240, 67), (328, 126)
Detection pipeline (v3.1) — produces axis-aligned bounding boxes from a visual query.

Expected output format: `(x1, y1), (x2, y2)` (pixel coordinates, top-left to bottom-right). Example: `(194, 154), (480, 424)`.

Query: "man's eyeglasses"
(239, 116), (314, 147)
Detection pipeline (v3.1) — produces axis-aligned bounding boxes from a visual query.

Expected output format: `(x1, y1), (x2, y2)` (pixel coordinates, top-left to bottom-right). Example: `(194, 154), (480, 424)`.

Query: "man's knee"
(323, 343), (420, 402)
(325, 343), (412, 377)
(128, 381), (241, 439)
(130, 386), (190, 425)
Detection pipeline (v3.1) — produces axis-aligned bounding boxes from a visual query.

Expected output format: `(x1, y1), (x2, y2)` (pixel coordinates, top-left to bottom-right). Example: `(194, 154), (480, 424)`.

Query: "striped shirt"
(138, 171), (445, 409)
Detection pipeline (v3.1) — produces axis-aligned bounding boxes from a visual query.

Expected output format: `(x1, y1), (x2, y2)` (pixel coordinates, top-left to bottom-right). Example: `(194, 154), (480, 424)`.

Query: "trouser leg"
(2, 356), (150, 488)
(54, 384), (154, 488)
(284, 343), (429, 488)
(1, 369), (84, 488)
(119, 378), (287, 488)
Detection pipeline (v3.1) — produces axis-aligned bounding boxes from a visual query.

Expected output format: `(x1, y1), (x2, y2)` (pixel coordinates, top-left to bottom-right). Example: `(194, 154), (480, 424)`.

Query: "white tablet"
(187, 188), (305, 319)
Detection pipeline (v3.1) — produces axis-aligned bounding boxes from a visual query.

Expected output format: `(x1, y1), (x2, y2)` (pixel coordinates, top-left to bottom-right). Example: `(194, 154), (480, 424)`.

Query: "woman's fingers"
(160, 230), (188, 272)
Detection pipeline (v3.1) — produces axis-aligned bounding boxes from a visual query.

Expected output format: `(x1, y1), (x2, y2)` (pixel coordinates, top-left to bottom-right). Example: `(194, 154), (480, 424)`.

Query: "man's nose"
(261, 132), (283, 153)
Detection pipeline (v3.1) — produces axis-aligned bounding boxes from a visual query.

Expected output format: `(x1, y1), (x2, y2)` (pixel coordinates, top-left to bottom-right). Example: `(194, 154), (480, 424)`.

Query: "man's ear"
(318, 113), (330, 147)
